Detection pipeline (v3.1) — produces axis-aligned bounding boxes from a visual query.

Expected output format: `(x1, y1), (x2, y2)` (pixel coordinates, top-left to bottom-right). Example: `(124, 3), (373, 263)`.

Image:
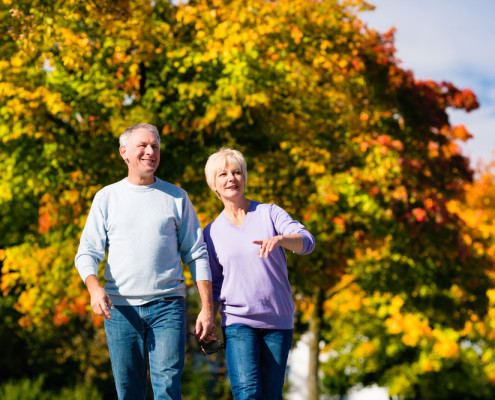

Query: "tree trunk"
(307, 287), (323, 400)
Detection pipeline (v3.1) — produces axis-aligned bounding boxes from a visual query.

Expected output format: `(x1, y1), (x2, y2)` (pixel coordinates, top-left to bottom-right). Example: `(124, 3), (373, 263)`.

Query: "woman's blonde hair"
(205, 148), (247, 194)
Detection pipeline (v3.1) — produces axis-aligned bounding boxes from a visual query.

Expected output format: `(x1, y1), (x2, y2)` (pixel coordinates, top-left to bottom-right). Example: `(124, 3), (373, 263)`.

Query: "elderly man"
(75, 123), (215, 400)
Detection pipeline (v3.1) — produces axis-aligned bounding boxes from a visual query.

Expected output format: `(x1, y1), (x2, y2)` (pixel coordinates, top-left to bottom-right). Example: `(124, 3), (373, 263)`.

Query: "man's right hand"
(85, 275), (113, 320)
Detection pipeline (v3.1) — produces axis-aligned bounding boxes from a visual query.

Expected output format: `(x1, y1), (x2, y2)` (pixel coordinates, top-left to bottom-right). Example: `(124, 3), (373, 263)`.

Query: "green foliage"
(0, 377), (49, 400)
(0, 376), (103, 400)
(0, 295), (29, 380)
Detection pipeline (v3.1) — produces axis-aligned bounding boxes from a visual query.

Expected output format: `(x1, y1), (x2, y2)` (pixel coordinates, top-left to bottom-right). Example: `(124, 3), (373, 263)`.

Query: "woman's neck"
(222, 197), (251, 227)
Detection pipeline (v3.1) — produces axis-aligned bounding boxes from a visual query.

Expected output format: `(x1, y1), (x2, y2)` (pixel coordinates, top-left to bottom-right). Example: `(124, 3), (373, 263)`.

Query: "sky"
(359, 0), (495, 170)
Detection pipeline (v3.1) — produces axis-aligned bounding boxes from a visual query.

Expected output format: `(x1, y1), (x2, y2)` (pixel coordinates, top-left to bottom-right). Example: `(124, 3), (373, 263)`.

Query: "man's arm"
(195, 280), (217, 341)
(85, 274), (113, 320)
(75, 192), (113, 318)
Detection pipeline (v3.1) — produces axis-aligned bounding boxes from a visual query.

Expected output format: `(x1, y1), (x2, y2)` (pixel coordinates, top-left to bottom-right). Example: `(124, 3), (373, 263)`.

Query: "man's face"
(120, 128), (160, 184)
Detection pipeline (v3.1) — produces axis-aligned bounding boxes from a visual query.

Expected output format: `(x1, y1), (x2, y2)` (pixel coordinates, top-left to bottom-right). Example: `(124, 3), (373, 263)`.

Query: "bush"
(0, 376), (103, 400)
(0, 376), (49, 400)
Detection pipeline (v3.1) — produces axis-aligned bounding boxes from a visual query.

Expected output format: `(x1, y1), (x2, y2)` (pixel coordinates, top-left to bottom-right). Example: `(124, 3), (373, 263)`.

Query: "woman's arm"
(253, 233), (304, 258)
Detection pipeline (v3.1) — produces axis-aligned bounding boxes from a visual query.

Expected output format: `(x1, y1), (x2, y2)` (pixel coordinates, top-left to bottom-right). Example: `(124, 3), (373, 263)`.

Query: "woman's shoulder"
(251, 201), (285, 214)
(204, 212), (225, 231)
(249, 200), (272, 210)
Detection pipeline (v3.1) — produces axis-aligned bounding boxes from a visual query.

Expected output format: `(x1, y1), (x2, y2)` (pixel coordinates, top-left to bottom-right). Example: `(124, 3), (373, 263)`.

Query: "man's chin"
(141, 164), (158, 172)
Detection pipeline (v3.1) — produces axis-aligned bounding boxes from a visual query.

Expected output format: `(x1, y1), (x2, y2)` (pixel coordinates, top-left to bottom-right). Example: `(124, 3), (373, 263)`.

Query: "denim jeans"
(223, 324), (293, 400)
(104, 297), (186, 400)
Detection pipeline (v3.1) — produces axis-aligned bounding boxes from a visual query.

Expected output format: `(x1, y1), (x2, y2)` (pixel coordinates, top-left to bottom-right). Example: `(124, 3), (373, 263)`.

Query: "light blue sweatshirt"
(204, 201), (315, 329)
(75, 178), (211, 306)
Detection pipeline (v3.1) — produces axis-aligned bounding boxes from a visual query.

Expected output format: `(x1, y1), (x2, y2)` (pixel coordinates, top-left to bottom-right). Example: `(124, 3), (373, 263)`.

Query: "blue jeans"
(104, 297), (186, 400)
(224, 324), (293, 400)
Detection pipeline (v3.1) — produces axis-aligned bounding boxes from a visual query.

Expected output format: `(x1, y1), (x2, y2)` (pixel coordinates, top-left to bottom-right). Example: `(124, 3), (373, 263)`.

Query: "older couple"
(75, 123), (315, 400)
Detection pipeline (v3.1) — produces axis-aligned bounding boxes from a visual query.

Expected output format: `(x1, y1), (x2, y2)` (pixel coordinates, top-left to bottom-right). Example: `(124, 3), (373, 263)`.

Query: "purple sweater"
(204, 201), (315, 329)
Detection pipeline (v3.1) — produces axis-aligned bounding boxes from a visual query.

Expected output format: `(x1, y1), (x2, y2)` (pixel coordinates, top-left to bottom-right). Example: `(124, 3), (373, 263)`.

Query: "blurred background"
(1, 1), (494, 399)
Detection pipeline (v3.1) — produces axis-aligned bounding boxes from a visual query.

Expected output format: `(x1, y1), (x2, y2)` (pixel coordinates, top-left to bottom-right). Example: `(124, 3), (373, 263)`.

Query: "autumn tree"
(319, 161), (495, 399)
(310, 18), (494, 400)
(0, 0), (493, 399)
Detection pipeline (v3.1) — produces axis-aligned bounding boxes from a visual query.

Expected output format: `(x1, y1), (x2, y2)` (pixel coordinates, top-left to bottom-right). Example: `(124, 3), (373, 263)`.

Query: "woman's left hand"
(253, 236), (283, 258)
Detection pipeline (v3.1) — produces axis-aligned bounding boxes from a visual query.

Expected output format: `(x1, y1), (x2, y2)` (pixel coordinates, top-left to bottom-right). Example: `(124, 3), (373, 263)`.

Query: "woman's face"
(214, 162), (245, 202)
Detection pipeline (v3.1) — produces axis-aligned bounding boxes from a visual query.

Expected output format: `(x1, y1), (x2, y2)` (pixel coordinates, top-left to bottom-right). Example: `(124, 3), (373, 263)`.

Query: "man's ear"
(119, 145), (128, 163)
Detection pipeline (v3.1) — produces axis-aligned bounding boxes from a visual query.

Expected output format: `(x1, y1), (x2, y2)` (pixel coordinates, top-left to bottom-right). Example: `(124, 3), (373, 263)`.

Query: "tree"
(318, 161), (495, 399)
(0, 0), (493, 398)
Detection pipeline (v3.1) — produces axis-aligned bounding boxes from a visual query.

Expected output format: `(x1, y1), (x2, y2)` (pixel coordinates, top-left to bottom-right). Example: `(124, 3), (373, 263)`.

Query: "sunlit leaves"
(0, 0), (493, 397)
(1, 239), (85, 330)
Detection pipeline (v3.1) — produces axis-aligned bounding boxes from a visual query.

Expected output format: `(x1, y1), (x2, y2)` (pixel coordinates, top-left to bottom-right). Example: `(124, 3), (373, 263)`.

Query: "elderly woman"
(203, 148), (315, 400)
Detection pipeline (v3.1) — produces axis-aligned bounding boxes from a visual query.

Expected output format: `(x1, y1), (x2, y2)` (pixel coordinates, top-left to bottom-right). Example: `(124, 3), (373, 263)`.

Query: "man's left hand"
(195, 309), (217, 342)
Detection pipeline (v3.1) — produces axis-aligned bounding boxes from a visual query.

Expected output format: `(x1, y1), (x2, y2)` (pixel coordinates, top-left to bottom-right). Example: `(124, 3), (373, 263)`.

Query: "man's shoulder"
(104, 179), (126, 190)
(94, 179), (125, 198)
(154, 178), (188, 198)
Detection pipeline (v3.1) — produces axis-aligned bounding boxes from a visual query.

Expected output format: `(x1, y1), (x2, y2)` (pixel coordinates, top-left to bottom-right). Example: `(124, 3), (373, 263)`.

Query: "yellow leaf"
(390, 296), (404, 314)
(10, 55), (23, 67)
(290, 27), (303, 44)
(433, 340), (458, 358)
